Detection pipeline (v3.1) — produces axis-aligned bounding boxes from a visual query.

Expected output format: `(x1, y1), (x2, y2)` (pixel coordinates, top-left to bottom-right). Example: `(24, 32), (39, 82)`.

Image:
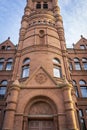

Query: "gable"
(74, 36), (87, 49)
(0, 38), (16, 50)
(21, 66), (57, 88)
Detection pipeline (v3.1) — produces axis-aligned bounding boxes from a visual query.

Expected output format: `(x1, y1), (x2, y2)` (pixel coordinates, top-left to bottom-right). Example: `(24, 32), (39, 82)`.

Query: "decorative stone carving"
(35, 73), (47, 84)
(29, 101), (53, 115)
(39, 30), (45, 38)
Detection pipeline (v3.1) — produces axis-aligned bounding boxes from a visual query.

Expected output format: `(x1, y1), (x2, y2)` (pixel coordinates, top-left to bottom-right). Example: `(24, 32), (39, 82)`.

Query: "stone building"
(0, 0), (87, 130)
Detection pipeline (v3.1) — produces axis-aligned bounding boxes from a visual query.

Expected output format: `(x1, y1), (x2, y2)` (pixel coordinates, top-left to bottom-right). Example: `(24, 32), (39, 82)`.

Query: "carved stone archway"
(29, 101), (53, 115)
(23, 96), (58, 130)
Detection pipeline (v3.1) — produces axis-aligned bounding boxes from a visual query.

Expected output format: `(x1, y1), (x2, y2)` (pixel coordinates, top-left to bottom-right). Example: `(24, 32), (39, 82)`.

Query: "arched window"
(1, 46), (6, 50)
(53, 58), (62, 78)
(1, 80), (8, 85)
(0, 58), (5, 70)
(23, 58), (30, 64)
(21, 58), (30, 78)
(72, 80), (79, 97)
(74, 58), (79, 62)
(74, 58), (81, 70)
(82, 58), (87, 62)
(53, 58), (60, 64)
(6, 58), (13, 70)
(79, 80), (87, 98)
(79, 109), (86, 129)
(72, 80), (77, 85)
(43, 2), (48, 9)
(79, 80), (86, 85)
(6, 46), (11, 50)
(0, 80), (8, 99)
(82, 58), (87, 70)
(36, 2), (41, 9)
(80, 45), (85, 49)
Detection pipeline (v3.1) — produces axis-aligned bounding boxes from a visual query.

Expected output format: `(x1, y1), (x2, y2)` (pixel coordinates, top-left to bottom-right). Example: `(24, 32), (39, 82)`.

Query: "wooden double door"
(29, 119), (54, 130)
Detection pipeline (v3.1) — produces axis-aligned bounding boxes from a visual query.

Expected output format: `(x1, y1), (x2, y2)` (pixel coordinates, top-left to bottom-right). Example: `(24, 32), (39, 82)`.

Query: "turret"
(13, 0), (71, 83)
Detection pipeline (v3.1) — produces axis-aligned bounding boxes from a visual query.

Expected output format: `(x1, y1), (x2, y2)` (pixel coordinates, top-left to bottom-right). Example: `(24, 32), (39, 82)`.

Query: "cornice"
(17, 44), (62, 56)
(28, 12), (55, 21)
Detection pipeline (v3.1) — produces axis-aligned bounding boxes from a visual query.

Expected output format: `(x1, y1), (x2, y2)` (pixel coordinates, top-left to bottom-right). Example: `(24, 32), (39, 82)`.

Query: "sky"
(0, 0), (87, 48)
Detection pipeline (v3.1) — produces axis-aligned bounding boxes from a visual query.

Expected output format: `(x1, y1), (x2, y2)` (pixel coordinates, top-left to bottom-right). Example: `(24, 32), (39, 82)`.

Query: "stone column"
(54, 116), (58, 130)
(2, 80), (20, 130)
(62, 84), (79, 130)
(23, 116), (28, 130)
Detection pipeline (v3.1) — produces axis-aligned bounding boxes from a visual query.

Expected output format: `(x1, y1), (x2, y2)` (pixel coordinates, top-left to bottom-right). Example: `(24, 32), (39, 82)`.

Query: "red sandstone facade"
(0, 0), (87, 130)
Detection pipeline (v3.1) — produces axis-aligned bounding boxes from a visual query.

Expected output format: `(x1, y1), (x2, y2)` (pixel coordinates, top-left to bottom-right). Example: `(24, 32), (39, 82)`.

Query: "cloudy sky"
(0, 0), (87, 48)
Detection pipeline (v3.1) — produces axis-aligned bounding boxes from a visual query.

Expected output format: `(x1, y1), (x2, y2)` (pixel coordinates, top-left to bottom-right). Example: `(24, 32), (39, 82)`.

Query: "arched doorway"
(23, 96), (58, 130)
(29, 119), (54, 130)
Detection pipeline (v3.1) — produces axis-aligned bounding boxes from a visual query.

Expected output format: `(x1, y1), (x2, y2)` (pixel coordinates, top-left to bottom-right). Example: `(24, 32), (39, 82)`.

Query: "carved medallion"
(35, 73), (47, 84)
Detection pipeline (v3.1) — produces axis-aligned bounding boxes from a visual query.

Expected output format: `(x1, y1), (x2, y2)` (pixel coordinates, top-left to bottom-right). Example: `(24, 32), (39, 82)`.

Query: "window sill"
(19, 77), (29, 82)
(77, 97), (87, 101)
(53, 77), (63, 82)
(0, 69), (12, 71)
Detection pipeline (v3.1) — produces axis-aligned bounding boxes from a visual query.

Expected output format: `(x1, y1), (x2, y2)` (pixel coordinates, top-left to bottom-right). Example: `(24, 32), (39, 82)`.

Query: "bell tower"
(13, 0), (70, 81)
(2, 0), (80, 130)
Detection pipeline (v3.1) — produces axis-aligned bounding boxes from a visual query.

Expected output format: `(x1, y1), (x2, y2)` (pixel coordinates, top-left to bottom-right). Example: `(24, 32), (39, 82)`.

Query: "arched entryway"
(29, 119), (54, 130)
(23, 96), (58, 130)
